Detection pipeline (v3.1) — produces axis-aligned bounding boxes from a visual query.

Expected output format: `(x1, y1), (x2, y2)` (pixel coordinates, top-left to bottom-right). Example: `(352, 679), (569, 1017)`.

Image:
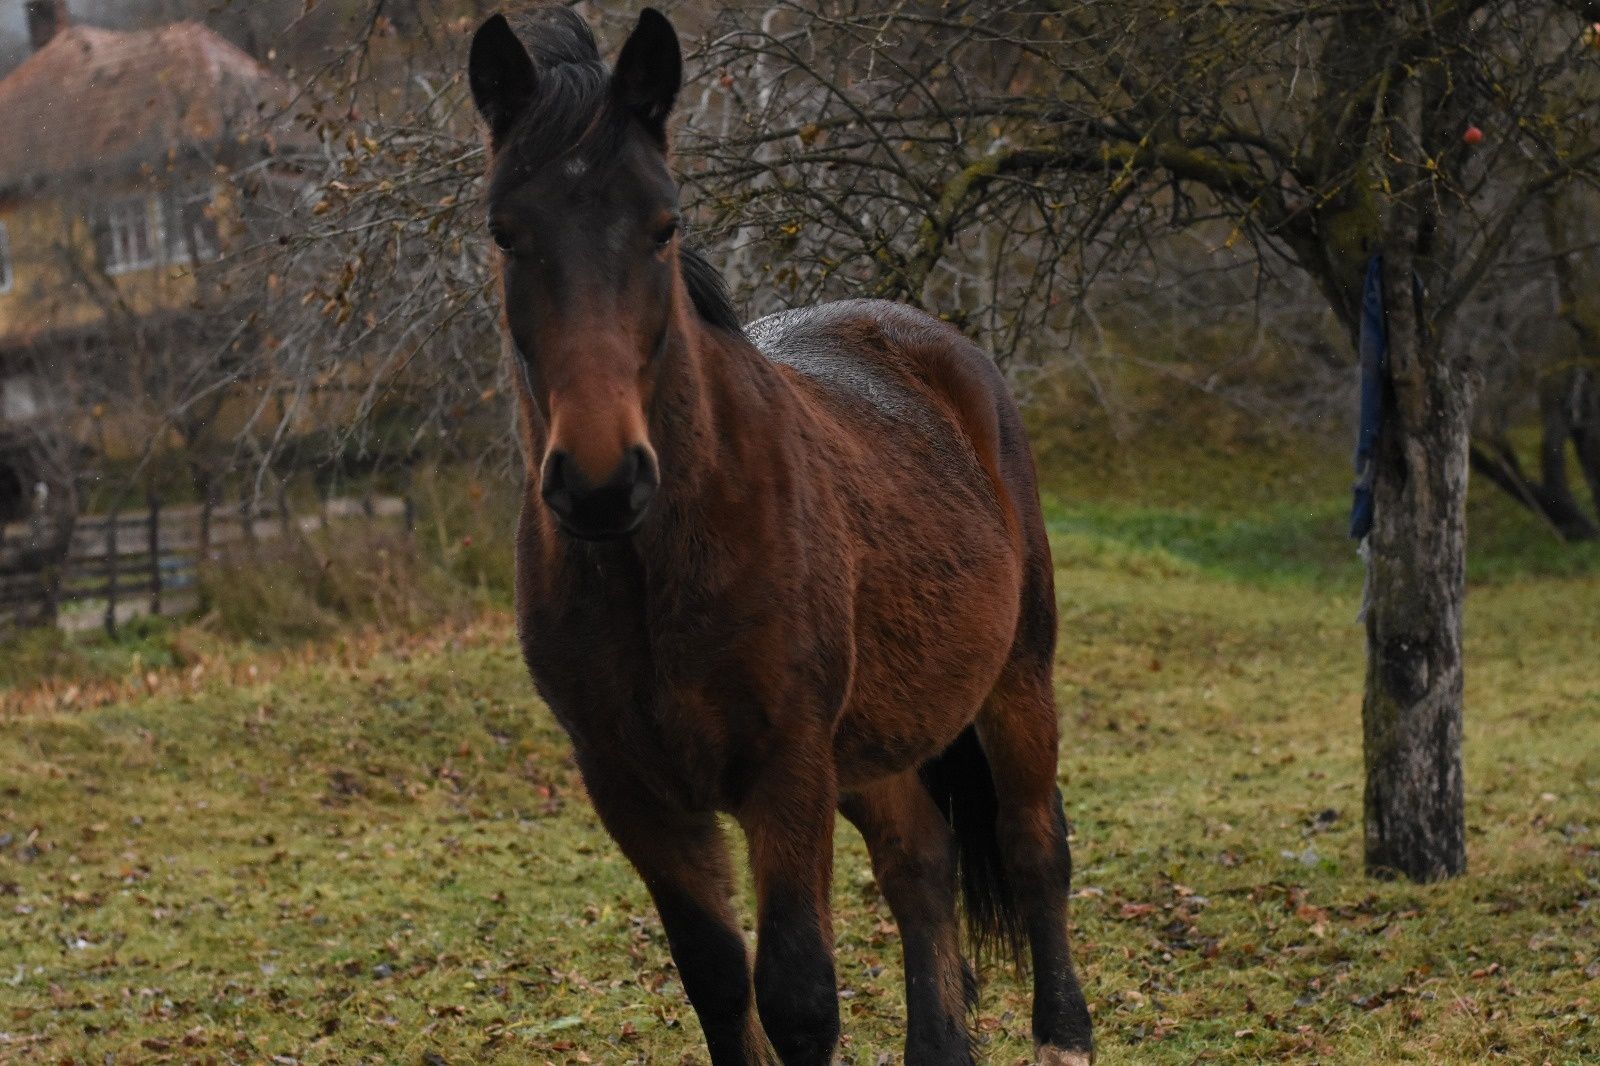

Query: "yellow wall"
(0, 180), (219, 343)
(0, 175), (379, 463)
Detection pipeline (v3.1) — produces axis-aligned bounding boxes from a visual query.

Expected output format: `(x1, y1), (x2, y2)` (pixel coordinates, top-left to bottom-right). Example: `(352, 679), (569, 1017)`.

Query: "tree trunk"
(1541, 196), (1600, 534)
(1361, 253), (1469, 882)
(1467, 387), (1600, 542)
(1537, 374), (1599, 539)
(1575, 370), (1600, 513)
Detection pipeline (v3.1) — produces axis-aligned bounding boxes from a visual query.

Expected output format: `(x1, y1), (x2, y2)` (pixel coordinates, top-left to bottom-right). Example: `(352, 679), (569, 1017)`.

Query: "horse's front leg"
(737, 740), (841, 1066)
(583, 772), (773, 1066)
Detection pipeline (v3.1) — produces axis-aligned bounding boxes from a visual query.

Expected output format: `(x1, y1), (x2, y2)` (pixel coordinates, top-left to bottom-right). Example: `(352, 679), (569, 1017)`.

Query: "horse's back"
(748, 299), (1043, 550)
(750, 300), (997, 422)
(749, 301), (951, 428)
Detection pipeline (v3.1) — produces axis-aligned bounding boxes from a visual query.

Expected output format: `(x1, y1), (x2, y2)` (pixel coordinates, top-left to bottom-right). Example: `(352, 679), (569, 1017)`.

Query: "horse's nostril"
(630, 445), (659, 487)
(540, 449), (578, 517)
(627, 446), (659, 509)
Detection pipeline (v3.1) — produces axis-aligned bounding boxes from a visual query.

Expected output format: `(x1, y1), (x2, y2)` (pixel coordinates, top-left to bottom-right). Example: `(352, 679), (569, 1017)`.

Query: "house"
(0, 0), (292, 519)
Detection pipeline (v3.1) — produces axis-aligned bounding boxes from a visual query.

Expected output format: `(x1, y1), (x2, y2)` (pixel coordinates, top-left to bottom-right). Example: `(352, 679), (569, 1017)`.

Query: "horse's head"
(470, 8), (683, 540)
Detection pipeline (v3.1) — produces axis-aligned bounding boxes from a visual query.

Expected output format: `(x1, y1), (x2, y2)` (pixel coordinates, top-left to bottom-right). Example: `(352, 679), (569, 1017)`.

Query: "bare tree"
(1468, 187), (1600, 539)
(0, 411), (80, 627)
(670, 0), (1600, 880)
(249, 0), (1600, 881)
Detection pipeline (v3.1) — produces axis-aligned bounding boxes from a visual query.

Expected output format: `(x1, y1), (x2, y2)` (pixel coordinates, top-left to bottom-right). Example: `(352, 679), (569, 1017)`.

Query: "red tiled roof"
(0, 22), (291, 189)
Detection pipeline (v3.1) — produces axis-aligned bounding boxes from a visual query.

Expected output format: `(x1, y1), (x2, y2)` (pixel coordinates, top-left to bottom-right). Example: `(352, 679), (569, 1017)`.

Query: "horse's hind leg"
(976, 664), (1094, 1064)
(840, 772), (974, 1066)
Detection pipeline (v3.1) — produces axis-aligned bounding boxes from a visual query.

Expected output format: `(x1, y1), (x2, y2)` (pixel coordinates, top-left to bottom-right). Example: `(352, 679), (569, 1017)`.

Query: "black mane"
(679, 244), (742, 333)
(497, 8), (742, 334)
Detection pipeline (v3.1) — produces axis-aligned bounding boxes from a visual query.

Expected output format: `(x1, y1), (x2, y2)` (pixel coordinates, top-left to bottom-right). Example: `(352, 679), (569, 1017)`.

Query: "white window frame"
(1, 373), (42, 423)
(162, 188), (220, 266)
(0, 220), (13, 295)
(100, 196), (159, 275)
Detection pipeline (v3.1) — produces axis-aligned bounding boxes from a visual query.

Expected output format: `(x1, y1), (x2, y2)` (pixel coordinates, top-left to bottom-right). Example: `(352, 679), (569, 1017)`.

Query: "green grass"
(0, 617), (189, 692)
(1036, 418), (1600, 588)
(1, 434), (1598, 1063)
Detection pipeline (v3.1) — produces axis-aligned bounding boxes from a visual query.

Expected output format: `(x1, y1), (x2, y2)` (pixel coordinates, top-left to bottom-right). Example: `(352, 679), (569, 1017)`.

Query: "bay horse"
(468, 8), (1093, 1064)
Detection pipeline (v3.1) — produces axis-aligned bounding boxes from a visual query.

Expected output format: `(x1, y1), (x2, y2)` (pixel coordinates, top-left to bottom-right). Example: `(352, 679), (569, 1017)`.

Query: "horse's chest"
(519, 597), (793, 811)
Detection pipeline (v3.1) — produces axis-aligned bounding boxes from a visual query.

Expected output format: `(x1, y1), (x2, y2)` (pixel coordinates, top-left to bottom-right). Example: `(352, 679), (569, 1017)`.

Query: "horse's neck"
(648, 321), (786, 539)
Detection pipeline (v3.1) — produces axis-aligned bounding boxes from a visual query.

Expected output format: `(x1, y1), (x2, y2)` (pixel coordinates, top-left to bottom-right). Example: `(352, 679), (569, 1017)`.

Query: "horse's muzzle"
(540, 444), (659, 540)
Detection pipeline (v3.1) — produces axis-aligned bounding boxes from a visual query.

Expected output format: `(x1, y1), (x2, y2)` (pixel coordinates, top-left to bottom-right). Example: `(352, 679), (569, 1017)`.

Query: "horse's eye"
(490, 226), (515, 253)
(654, 219), (679, 249)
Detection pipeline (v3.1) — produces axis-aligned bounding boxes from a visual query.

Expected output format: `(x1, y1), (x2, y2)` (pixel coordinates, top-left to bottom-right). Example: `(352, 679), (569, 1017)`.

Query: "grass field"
(2, 431), (1597, 1064)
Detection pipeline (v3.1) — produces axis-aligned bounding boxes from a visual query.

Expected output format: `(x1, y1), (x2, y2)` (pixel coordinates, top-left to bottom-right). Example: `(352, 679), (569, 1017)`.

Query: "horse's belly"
(830, 546), (1020, 787)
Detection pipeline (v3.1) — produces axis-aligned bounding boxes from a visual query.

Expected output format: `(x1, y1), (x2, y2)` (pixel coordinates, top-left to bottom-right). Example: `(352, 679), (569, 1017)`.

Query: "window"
(1, 374), (41, 423)
(92, 189), (221, 274)
(162, 187), (220, 264)
(0, 221), (12, 294)
(96, 196), (158, 274)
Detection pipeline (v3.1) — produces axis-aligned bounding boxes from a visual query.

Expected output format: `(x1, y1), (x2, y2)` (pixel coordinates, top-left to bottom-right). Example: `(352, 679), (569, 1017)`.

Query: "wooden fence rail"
(0, 494), (412, 636)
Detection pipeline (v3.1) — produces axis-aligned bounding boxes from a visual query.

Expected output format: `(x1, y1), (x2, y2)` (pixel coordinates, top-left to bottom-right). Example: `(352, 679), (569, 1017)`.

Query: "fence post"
(403, 496), (416, 537)
(39, 508), (68, 628)
(104, 503), (119, 638)
(199, 495), (212, 558)
(148, 495), (162, 618)
(240, 497), (256, 546)
(42, 561), (61, 629)
(277, 483), (292, 538)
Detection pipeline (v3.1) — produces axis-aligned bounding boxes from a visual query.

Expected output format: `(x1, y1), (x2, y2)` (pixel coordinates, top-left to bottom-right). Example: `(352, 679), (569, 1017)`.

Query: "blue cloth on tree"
(1350, 254), (1386, 540)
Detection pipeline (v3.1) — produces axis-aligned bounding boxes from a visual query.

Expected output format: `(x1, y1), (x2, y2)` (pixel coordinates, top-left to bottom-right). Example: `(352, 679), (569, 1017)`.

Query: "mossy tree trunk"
(1360, 356), (1470, 879)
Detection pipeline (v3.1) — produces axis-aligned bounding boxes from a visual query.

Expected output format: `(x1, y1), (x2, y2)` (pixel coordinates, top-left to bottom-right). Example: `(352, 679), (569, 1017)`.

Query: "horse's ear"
(469, 13), (537, 147)
(612, 8), (681, 145)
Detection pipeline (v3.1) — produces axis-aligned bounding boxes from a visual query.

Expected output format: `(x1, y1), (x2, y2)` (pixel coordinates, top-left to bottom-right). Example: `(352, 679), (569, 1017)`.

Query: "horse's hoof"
(1036, 1048), (1093, 1066)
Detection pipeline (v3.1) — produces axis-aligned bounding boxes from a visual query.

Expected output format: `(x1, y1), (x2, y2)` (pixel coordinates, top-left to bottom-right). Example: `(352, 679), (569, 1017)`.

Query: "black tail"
(919, 725), (1025, 968)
